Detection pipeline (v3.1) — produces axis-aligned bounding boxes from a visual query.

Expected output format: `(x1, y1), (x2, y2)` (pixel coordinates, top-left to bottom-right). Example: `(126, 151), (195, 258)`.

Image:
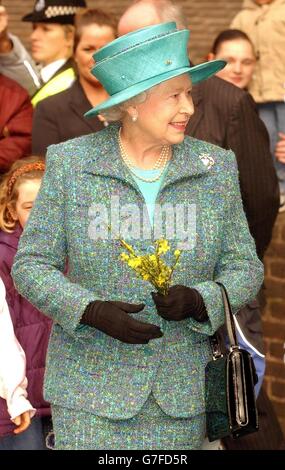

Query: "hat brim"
(85, 59), (226, 118)
(22, 12), (74, 24)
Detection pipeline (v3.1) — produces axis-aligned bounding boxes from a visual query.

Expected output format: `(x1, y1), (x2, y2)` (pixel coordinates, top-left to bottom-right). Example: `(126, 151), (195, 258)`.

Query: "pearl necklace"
(118, 128), (170, 183)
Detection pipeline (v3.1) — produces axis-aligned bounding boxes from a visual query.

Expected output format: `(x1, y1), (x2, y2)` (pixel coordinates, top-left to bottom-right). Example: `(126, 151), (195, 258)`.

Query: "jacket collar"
(0, 224), (22, 249)
(86, 123), (214, 190)
(68, 80), (102, 132)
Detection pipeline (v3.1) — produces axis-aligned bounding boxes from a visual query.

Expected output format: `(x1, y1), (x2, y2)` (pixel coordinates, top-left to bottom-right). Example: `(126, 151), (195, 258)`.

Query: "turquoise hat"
(85, 22), (226, 118)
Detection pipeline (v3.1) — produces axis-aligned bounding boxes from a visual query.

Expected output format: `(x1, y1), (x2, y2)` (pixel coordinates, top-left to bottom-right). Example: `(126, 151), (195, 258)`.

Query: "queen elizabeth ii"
(12, 22), (263, 450)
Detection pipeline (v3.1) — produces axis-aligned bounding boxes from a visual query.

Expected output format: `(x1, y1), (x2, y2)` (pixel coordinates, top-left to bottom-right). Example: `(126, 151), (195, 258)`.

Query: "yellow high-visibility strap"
(32, 67), (76, 107)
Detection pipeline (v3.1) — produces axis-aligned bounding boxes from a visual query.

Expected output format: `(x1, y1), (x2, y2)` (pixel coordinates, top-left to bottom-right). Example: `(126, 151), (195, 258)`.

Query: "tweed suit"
(12, 124), (263, 426)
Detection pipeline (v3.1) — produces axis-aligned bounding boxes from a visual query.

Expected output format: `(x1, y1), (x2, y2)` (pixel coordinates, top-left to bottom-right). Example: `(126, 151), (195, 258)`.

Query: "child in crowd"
(0, 277), (35, 436)
(0, 156), (52, 450)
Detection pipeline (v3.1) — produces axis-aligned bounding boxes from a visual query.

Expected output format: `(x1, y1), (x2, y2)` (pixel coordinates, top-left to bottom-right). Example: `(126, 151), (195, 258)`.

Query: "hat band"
(92, 29), (190, 96)
(45, 6), (83, 18)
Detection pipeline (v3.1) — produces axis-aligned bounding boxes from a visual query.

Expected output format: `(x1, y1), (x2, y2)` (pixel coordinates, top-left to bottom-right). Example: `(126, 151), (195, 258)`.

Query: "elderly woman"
(12, 22), (263, 450)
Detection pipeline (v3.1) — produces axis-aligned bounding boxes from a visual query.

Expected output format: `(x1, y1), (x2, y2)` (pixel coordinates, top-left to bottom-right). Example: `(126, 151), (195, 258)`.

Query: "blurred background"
(3, 0), (244, 65)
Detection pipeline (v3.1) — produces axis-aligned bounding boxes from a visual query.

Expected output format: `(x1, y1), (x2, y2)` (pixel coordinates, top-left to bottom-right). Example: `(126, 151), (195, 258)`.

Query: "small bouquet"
(119, 238), (181, 295)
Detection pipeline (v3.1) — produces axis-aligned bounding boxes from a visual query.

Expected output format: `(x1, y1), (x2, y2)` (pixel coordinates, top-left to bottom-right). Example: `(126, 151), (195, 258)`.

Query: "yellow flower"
(119, 237), (182, 294)
(128, 258), (142, 268)
(156, 239), (170, 255)
(157, 275), (167, 287)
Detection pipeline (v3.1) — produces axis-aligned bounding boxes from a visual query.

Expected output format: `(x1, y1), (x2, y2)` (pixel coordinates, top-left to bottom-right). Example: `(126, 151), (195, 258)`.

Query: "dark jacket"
(0, 74), (32, 172)
(189, 76), (284, 449)
(187, 76), (278, 351)
(0, 226), (51, 436)
(187, 76), (279, 261)
(32, 79), (105, 155)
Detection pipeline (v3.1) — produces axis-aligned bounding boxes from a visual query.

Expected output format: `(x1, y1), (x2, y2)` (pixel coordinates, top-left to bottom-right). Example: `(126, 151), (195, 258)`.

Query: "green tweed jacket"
(12, 123), (263, 419)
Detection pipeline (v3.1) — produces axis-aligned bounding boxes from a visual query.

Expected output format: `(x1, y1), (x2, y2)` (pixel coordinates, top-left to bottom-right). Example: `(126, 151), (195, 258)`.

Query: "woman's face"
(133, 74), (194, 146)
(75, 23), (116, 86)
(9, 179), (42, 229)
(31, 23), (73, 65)
(210, 39), (256, 89)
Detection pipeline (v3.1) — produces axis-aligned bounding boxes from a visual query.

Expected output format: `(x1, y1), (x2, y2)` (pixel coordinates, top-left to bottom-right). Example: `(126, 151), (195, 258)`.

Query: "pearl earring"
(132, 114), (138, 122)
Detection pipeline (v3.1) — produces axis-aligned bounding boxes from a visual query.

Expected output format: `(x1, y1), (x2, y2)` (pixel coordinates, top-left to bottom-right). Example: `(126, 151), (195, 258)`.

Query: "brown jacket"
(0, 74), (32, 172)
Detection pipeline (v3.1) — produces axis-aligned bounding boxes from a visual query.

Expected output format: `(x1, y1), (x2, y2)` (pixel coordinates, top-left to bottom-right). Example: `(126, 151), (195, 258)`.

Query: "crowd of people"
(0, 0), (284, 450)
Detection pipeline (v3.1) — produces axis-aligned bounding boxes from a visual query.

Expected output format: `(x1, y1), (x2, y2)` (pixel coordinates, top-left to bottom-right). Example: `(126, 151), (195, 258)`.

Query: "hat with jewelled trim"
(22, 0), (87, 24)
(85, 22), (226, 118)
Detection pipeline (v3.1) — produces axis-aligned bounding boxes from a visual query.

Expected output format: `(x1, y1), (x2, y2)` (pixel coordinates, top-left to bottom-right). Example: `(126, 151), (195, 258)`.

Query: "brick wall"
(264, 212), (285, 436)
(3, 0), (243, 63)
(2, 0), (285, 441)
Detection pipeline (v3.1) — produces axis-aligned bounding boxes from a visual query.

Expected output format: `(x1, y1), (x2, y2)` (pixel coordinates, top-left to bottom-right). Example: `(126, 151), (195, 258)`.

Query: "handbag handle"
(216, 282), (238, 350)
(209, 282), (239, 358)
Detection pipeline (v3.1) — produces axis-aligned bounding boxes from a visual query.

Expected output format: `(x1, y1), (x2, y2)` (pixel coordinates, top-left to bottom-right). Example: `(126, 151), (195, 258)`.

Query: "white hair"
(100, 90), (151, 122)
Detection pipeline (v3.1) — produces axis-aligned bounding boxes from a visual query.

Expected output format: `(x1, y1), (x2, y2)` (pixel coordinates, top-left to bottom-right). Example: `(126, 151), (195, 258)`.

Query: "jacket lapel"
(85, 123), (140, 190)
(69, 81), (101, 133)
(160, 138), (213, 192)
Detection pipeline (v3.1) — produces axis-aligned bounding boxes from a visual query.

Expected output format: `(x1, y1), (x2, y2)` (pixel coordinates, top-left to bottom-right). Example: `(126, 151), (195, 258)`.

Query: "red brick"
(269, 301), (285, 321)
(265, 279), (285, 300)
(282, 226), (285, 242)
(268, 341), (285, 360)
(265, 242), (285, 258)
(270, 261), (285, 279)
(261, 304), (272, 320)
(271, 224), (281, 242)
(266, 360), (285, 381)
(271, 381), (285, 399)
(272, 401), (285, 419)
(263, 321), (285, 341)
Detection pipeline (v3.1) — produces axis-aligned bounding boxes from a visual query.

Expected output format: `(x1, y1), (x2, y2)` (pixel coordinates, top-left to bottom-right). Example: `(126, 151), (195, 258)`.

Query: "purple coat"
(0, 225), (51, 436)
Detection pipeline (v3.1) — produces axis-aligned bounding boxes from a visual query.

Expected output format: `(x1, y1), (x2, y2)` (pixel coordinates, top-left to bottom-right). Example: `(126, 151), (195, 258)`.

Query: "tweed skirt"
(51, 393), (205, 450)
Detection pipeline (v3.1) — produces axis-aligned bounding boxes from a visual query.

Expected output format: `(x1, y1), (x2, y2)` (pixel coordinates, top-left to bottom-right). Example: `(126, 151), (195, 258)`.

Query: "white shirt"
(0, 279), (35, 421)
(40, 58), (68, 83)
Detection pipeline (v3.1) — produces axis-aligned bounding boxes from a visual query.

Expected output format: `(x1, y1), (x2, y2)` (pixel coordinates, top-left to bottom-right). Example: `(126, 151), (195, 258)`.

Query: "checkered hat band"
(45, 6), (81, 18)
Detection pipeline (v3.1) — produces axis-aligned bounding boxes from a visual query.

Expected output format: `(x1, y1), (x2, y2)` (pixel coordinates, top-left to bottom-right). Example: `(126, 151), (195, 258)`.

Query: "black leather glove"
(152, 285), (208, 322)
(80, 300), (163, 344)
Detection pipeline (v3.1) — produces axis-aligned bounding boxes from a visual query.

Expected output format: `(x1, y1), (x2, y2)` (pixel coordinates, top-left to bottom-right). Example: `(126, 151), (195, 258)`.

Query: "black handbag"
(205, 282), (259, 442)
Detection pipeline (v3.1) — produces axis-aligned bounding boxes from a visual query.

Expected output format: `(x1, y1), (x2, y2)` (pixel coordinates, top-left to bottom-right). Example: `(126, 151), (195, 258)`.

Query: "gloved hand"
(152, 285), (208, 322)
(80, 300), (163, 344)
